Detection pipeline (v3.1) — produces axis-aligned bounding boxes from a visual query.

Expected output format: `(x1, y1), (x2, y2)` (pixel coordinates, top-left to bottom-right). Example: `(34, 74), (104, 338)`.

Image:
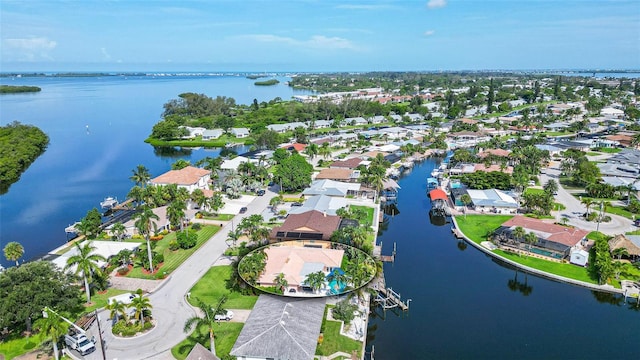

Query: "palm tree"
(171, 159), (191, 170)
(226, 228), (242, 248)
(35, 308), (68, 360)
(327, 268), (350, 289)
(581, 197), (593, 216)
(106, 299), (128, 323)
(274, 273), (288, 293)
(167, 200), (186, 231)
(191, 188), (206, 210)
(304, 271), (326, 294)
(319, 142), (332, 159)
(304, 143), (319, 159)
(65, 241), (107, 303)
(512, 226), (525, 250)
(111, 222), (126, 241)
(183, 296), (228, 357)
(3, 241), (24, 266)
(460, 194), (472, 218)
(133, 206), (160, 272)
(130, 165), (151, 187)
(524, 232), (538, 255)
(130, 289), (152, 325)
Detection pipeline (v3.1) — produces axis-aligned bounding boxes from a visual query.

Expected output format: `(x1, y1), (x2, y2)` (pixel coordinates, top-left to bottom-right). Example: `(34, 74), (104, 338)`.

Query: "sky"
(1, 0), (639, 72)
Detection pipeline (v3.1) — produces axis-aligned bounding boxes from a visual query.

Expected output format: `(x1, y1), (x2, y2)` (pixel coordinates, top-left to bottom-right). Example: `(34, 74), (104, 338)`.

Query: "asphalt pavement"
(540, 165), (635, 235)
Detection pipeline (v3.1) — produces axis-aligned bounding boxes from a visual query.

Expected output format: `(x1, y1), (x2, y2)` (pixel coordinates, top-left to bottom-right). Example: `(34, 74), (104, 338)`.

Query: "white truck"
(64, 333), (96, 355)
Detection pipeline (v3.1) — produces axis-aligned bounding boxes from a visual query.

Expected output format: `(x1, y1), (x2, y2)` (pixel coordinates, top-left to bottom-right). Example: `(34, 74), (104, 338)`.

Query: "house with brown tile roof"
(477, 149), (511, 158)
(473, 163), (514, 174)
(329, 158), (362, 169)
(270, 210), (341, 242)
(497, 216), (589, 257)
(315, 168), (359, 182)
(150, 166), (211, 192)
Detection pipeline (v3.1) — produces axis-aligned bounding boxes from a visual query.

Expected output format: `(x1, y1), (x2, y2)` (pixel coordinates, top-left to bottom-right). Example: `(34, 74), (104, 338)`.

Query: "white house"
(150, 166), (211, 192)
(202, 129), (223, 140)
(570, 249), (589, 267)
(231, 128), (250, 138)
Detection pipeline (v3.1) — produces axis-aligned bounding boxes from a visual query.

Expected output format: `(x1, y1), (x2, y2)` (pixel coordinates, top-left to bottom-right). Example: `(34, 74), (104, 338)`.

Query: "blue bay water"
(0, 75), (309, 267)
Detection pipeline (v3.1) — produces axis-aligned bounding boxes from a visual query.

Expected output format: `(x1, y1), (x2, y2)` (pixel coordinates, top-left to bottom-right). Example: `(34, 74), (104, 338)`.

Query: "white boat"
(100, 196), (118, 209)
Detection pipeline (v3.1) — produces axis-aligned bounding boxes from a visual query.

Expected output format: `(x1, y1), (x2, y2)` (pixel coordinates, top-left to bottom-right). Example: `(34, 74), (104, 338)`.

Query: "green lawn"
(127, 226), (220, 279)
(188, 265), (258, 309)
(202, 213), (234, 221)
(171, 322), (244, 360)
(351, 205), (375, 228)
(454, 215), (513, 245)
(0, 333), (43, 360)
(494, 249), (597, 284)
(524, 188), (544, 195)
(316, 306), (362, 358)
(606, 205), (638, 219)
(455, 215), (600, 285)
(593, 147), (622, 154)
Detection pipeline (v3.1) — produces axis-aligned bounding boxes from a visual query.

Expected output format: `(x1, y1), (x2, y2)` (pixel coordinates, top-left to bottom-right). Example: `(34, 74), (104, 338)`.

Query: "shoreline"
(450, 216), (623, 294)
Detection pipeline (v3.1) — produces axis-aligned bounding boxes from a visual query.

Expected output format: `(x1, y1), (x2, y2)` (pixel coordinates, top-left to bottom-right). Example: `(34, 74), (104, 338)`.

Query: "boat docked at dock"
(100, 196), (118, 210)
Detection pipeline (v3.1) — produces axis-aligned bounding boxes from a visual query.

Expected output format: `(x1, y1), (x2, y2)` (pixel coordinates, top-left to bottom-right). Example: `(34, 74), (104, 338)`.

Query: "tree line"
(0, 121), (49, 194)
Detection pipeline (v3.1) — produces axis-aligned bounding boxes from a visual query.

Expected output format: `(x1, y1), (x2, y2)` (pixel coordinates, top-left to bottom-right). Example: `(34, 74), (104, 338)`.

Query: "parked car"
(634, 219), (640, 227)
(64, 334), (96, 355)
(239, 207), (248, 214)
(256, 189), (265, 196)
(291, 202), (303, 207)
(214, 310), (234, 321)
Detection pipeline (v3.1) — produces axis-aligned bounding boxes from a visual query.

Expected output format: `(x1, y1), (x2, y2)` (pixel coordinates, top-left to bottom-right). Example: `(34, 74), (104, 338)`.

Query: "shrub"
(117, 267), (130, 275)
(176, 231), (197, 249)
(168, 240), (179, 251)
(191, 223), (202, 231)
(586, 212), (598, 221)
(332, 299), (358, 324)
(150, 235), (164, 241)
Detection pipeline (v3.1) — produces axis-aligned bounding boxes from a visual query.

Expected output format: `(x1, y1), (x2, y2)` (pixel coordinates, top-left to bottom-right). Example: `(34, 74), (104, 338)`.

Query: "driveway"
(84, 189), (277, 360)
(540, 165), (634, 235)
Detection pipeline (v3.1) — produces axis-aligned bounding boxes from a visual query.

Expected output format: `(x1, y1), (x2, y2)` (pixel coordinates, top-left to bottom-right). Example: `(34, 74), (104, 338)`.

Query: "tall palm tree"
(581, 197), (593, 216)
(3, 241), (24, 266)
(183, 296), (228, 357)
(130, 165), (151, 187)
(130, 289), (152, 325)
(65, 242), (107, 303)
(304, 271), (326, 294)
(524, 232), (538, 255)
(34, 308), (68, 360)
(191, 188), (206, 210)
(304, 143), (319, 159)
(167, 200), (186, 231)
(133, 206), (160, 272)
(319, 142), (332, 159)
(226, 228), (243, 248)
(512, 226), (525, 249)
(106, 299), (128, 323)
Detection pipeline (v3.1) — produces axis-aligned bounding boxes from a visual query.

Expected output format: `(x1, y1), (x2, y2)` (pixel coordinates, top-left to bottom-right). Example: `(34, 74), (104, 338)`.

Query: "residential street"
(540, 164), (635, 235)
(84, 189), (278, 360)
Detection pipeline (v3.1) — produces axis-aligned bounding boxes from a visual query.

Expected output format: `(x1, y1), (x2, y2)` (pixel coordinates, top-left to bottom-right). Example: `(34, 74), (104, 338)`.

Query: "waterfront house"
(231, 127), (250, 138)
(270, 210), (342, 242)
(150, 166), (211, 192)
(288, 194), (348, 216)
(330, 158), (362, 169)
(51, 240), (140, 272)
(230, 295), (326, 360)
(302, 179), (362, 198)
(180, 126), (206, 138)
(220, 156), (253, 171)
(257, 245), (344, 292)
(202, 129), (223, 140)
(496, 216), (589, 259)
(466, 189), (519, 214)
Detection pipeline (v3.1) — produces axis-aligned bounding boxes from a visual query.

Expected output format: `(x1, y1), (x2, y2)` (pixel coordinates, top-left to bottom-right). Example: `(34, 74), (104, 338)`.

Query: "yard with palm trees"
(125, 225), (220, 279)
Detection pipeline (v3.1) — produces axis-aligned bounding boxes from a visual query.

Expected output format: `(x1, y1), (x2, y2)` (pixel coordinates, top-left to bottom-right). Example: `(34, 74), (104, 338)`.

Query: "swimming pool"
(530, 247), (564, 259)
(328, 280), (347, 294)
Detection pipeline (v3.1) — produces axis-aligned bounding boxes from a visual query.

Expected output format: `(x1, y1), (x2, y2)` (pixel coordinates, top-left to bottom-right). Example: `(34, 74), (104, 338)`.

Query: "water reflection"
(428, 211), (447, 226)
(507, 271), (533, 296)
(153, 146), (193, 158)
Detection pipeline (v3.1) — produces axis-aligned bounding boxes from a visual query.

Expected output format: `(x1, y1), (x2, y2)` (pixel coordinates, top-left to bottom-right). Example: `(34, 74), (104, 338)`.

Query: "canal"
(368, 158), (639, 359)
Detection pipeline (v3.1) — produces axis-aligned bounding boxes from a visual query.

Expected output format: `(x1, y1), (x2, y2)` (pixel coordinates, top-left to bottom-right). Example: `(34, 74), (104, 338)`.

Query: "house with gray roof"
(202, 129), (223, 140)
(231, 127), (250, 138)
(368, 115), (386, 124)
(230, 295), (326, 360)
(302, 179), (361, 197)
(266, 124), (290, 133)
(344, 117), (367, 126)
(288, 194), (348, 216)
(466, 189), (519, 214)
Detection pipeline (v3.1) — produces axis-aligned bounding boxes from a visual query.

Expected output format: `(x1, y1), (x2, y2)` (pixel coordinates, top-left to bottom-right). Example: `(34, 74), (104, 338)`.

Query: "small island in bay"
(254, 79), (279, 86)
(0, 121), (49, 194)
(0, 85), (42, 94)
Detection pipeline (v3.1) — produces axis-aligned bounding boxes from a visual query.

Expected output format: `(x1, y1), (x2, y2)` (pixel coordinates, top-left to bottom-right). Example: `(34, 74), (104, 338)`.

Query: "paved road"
(540, 165), (634, 235)
(85, 189), (278, 360)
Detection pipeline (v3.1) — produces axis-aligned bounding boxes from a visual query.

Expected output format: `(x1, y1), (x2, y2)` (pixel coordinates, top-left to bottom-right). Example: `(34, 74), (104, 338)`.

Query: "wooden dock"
(374, 287), (411, 311)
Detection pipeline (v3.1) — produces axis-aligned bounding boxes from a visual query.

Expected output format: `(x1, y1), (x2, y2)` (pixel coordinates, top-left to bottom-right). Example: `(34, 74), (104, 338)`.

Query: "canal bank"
(367, 158), (639, 360)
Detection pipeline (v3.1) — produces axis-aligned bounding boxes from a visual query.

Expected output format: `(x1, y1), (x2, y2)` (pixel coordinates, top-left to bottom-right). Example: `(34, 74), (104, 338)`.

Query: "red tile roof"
(501, 216), (588, 247)
(316, 168), (354, 181)
(270, 210), (341, 240)
(330, 158), (362, 169)
(477, 149), (511, 158)
(473, 164), (513, 174)
(281, 143), (307, 152)
(150, 166), (210, 186)
(429, 189), (448, 201)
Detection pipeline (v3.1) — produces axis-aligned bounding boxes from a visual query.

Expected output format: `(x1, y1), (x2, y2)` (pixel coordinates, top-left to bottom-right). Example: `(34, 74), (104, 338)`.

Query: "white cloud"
(238, 34), (357, 51)
(3, 37), (57, 61)
(424, 30), (436, 37)
(101, 47), (111, 60)
(427, 0), (447, 9)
